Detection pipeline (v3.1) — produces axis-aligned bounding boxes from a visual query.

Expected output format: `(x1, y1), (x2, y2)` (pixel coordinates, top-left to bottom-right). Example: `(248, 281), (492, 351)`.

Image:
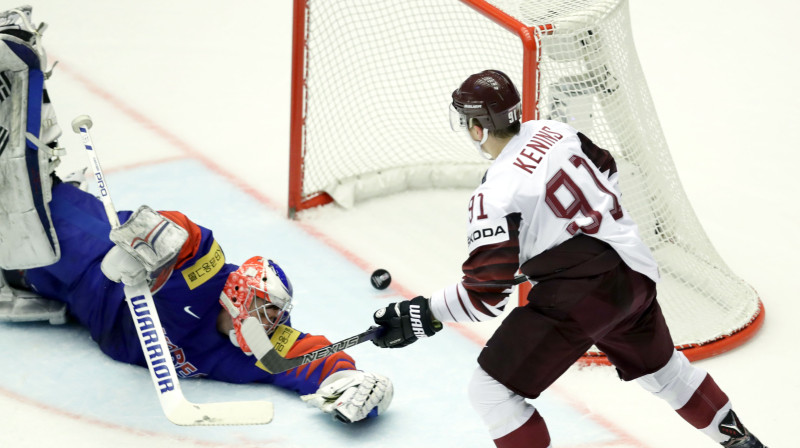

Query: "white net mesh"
(293, 0), (761, 354)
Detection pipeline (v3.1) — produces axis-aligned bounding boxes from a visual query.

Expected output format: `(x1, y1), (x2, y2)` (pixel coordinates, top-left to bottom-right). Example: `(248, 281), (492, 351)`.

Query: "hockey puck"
(370, 269), (392, 290)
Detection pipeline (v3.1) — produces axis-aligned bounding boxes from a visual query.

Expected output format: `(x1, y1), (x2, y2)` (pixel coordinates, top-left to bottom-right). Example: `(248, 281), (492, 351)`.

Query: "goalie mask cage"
(288, 0), (765, 363)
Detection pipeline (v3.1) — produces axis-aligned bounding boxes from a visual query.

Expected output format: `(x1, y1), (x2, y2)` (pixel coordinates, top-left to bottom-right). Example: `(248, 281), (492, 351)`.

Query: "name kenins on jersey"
(513, 126), (563, 173)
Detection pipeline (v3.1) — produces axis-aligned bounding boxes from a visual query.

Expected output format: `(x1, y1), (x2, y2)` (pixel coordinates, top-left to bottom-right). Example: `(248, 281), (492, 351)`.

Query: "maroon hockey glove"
(372, 296), (442, 348)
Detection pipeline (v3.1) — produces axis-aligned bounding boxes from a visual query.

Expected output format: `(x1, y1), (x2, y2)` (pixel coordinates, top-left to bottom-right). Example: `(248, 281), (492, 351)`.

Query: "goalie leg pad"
(0, 7), (63, 269)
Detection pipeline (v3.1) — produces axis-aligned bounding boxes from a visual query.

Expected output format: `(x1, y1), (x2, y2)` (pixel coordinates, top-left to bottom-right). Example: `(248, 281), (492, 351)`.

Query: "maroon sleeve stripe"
(455, 286), (479, 322)
(443, 295), (459, 321)
(456, 213), (521, 317)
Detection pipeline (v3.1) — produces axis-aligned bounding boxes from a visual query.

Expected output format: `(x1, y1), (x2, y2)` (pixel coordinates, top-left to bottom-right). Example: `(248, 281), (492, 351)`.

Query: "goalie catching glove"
(301, 370), (393, 423)
(372, 296), (442, 348)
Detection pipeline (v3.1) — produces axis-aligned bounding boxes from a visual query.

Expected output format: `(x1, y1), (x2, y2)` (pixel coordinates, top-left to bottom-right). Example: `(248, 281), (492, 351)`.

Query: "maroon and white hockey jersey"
(429, 120), (659, 323)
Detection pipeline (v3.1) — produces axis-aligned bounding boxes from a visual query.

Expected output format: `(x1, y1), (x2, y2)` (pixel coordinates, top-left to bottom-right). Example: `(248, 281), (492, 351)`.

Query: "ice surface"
(0, 1), (795, 447)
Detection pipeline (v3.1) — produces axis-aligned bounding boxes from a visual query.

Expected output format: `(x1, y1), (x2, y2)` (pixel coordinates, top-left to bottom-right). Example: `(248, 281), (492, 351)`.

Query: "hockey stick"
(258, 325), (384, 374)
(71, 115), (273, 426)
(248, 274), (524, 373)
(250, 276), (525, 373)
(461, 274), (529, 289)
(217, 291), (384, 374)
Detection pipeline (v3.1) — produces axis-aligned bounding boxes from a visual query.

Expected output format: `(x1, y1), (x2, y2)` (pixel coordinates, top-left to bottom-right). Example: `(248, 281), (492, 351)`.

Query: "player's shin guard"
(635, 349), (761, 445)
(468, 367), (552, 448)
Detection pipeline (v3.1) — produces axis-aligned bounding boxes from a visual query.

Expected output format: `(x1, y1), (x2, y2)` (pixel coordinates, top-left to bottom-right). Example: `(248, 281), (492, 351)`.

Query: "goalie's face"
(244, 283), (292, 334)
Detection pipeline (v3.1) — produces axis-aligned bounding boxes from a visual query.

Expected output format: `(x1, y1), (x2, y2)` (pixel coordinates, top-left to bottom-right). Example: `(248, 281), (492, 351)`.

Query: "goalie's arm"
(219, 291), (382, 374)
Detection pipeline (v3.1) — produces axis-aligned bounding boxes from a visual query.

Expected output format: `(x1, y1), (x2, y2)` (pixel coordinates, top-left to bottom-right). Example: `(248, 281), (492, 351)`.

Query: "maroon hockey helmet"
(450, 69), (522, 132)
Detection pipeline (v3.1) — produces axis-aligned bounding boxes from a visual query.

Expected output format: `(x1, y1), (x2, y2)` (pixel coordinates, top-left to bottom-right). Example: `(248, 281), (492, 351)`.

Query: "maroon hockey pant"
(478, 260), (674, 398)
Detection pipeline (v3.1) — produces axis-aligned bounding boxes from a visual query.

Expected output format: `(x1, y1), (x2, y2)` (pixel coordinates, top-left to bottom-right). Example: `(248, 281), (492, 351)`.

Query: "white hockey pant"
(468, 366), (552, 448)
(635, 349), (732, 443)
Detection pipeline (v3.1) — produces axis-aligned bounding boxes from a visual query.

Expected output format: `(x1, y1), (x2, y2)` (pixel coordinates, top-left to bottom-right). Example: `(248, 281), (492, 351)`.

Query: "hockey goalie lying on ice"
(0, 6), (392, 425)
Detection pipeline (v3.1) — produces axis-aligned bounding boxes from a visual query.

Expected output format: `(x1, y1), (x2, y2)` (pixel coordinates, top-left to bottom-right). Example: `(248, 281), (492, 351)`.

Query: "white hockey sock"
(636, 349), (732, 443)
(468, 367), (551, 447)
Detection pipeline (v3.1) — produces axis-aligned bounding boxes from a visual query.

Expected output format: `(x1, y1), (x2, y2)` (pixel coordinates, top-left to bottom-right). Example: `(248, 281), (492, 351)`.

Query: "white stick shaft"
(123, 282), (188, 417)
(74, 124), (120, 228)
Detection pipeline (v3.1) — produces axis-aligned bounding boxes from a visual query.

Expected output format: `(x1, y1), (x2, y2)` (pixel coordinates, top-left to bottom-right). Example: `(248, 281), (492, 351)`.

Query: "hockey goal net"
(288, 0), (764, 363)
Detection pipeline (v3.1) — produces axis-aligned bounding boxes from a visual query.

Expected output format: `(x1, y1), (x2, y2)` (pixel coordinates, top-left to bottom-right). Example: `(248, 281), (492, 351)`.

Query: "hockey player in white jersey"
(371, 70), (766, 448)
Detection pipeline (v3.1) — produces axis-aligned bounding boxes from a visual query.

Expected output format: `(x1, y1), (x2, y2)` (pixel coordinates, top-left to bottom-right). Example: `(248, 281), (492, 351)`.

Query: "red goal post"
(288, 0), (764, 364)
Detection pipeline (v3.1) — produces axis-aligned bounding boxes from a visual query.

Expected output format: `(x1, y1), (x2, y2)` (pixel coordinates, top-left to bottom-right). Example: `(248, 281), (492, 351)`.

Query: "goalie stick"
(71, 115), (273, 426)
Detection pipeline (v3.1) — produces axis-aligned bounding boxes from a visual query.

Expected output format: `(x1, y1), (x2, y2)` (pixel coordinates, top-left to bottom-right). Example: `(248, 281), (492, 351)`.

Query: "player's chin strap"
(301, 370), (394, 424)
(469, 125), (493, 160)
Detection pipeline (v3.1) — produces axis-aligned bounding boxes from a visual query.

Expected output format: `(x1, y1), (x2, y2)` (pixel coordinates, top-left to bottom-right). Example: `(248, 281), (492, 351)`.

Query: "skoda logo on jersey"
(467, 218), (510, 252)
(468, 226), (507, 245)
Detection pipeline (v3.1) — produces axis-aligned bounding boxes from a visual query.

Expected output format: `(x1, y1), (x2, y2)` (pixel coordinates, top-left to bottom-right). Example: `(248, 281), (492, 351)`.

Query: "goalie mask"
(220, 256), (294, 353)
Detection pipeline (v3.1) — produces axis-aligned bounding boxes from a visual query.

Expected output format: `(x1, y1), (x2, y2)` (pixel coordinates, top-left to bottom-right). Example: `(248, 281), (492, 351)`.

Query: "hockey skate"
(719, 410), (767, 448)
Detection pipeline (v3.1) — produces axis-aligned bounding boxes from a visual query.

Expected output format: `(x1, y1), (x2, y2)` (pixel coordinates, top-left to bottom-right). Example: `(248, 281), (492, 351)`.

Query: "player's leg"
(635, 350), (765, 447)
(597, 268), (766, 447)
(468, 366), (551, 448)
(475, 278), (610, 447)
(21, 181), (142, 361)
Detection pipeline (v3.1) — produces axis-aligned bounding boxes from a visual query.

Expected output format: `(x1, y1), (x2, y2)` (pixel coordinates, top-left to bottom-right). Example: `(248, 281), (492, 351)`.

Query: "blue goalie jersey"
(24, 182), (355, 396)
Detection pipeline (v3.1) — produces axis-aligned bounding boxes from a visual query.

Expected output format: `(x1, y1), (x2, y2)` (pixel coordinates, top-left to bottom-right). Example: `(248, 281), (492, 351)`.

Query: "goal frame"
(287, 0), (765, 364)
(288, 0), (549, 217)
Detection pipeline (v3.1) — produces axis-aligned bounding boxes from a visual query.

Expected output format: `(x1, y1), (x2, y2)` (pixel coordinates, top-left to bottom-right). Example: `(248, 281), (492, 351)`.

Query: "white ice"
(0, 1), (796, 447)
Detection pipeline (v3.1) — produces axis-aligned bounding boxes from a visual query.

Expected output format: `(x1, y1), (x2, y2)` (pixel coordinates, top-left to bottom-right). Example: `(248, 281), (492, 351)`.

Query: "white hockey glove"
(101, 245), (148, 286)
(102, 205), (188, 292)
(301, 370), (393, 423)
